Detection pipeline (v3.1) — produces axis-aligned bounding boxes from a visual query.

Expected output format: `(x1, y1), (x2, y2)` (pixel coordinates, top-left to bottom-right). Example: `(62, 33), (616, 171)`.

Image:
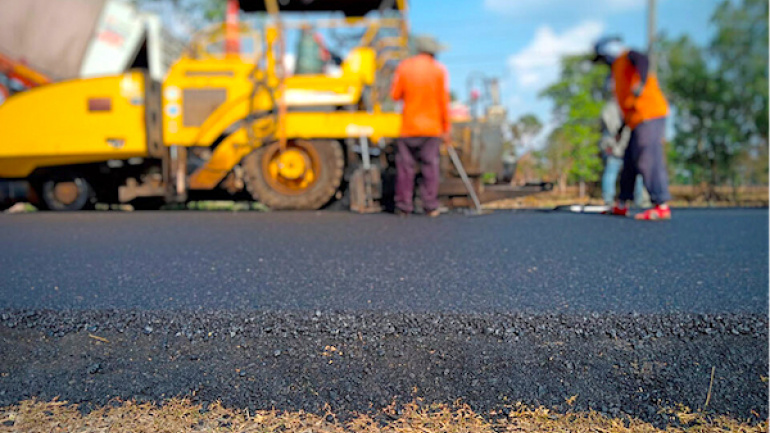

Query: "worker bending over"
(593, 37), (672, 220)
(390, 35), (451, 217)
(599, 100), (647, 208)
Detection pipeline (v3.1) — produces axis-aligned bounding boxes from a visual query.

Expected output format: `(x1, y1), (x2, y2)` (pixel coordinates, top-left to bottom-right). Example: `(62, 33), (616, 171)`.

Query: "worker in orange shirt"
(390, 35), (451, 217)
(593, 37), (672, 220)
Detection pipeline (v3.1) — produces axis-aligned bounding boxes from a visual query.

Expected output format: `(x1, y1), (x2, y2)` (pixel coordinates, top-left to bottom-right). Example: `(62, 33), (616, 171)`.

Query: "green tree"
(504, 114), (543, 184)
(659, 0), (768, 194)
(510, 113), (542, 155)
(133, 0), (226, 33)
(711, 0), (768, 141)
(534, 127), (572, 192)
(540, 55), (606, 194)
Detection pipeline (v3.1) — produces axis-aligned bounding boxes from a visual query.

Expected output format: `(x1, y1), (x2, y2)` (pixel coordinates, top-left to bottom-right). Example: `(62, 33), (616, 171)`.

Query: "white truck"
(0, 0), (183, 100)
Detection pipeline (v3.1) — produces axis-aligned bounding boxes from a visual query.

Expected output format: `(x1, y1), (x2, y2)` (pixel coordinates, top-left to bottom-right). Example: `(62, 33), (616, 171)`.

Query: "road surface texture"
(0, 209), (767, 426)
(0, 209), (766, 312)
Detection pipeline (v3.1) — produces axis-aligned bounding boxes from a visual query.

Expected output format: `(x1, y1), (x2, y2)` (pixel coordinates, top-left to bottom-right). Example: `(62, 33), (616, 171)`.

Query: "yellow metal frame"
(187, 22), (262, 61)
(161, 56), (257, 146)
(165, 18), (405, 133)
(0, 2), (411, 197)
(177, 6), (409, 190)
(187, 110), (402, 190)
(0, 72), (147, 178)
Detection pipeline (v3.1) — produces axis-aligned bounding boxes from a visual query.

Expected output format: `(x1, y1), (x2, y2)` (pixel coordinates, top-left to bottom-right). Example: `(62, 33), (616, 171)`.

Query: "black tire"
(38, 173), (94, 211)
(243, 140), (344, 210)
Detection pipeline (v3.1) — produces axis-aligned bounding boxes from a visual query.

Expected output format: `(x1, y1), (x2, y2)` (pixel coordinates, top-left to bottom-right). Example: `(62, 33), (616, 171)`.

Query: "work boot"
(634, 204), (671, 221)
(603, 205), (628, 217)
(395, 208), (410, 218)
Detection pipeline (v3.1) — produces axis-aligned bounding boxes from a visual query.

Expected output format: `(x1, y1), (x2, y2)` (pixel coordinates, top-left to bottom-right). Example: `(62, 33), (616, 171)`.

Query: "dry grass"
(1, 399), (765, 433)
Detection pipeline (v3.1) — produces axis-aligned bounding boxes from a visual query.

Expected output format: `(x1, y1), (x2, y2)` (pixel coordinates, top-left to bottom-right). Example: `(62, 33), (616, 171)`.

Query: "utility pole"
(647, 0), (657, 72)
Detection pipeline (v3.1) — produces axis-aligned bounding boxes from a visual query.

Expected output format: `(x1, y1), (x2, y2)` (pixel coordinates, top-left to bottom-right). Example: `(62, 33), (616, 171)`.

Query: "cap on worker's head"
(414, 34), (447, 55)
(592, 36), (624, 65)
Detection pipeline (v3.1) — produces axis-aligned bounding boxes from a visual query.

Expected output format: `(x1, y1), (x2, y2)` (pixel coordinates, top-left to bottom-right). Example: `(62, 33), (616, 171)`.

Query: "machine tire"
(37, 173), (94, 211)
(243, 140), (344, 210)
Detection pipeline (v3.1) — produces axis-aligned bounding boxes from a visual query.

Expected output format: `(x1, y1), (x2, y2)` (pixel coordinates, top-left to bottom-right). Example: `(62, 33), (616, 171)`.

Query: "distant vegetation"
(516, 0), (767, 199)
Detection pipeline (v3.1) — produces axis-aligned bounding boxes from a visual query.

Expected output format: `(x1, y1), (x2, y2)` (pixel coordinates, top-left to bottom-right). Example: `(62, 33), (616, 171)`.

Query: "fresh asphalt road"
(0, 208), (766, 313)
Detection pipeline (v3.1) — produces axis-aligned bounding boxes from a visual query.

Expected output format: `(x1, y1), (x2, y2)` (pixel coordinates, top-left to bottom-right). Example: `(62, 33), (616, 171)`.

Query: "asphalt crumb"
(0, 310), (766, 427)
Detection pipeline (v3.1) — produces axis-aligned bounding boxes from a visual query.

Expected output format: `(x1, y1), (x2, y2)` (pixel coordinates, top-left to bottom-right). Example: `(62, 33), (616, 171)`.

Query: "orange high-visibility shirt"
(612, 51), (668, 129)
(390, 54), (451, 137)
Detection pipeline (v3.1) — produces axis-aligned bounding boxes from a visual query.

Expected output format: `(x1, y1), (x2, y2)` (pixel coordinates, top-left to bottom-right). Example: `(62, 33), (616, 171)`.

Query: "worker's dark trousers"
(619, 117), (671, 205)
(395, 136), (441, 213)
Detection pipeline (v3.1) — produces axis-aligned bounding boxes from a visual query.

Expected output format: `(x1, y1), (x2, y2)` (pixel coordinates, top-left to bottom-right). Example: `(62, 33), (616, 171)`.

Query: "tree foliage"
(510, 113), (542, 155)
(539, 55), (607, 186)
(533, 128), (572, 191)
(658, 0), (768, 188)
(511, 114), (542, 141)
(133, 0), (226, 34)
(535, 0), (767, 190)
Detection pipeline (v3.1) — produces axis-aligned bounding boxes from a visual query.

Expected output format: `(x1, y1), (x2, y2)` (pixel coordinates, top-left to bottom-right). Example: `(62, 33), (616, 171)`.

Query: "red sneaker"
(635, 205), (672, 221)
(603, 206), (628, 217)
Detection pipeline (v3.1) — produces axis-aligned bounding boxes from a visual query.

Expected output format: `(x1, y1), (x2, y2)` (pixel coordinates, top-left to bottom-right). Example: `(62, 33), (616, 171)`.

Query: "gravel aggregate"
(1, 309), (766, 426)
(1, 210), (766, 426)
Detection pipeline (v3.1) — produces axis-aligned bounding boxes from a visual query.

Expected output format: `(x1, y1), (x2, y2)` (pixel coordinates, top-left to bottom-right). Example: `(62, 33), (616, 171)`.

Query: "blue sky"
(146, 0), (724, 149)
(410, 0), (723, 130)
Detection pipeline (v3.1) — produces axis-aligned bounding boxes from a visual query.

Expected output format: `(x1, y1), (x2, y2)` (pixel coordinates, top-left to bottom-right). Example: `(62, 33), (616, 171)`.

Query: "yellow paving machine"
(0, 0), (548, 211)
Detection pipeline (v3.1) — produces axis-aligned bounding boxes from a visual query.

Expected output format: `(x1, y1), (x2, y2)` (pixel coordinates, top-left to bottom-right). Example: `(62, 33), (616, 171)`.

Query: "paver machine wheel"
(34, 171), (95, 211)
(242, 139), (344, 210)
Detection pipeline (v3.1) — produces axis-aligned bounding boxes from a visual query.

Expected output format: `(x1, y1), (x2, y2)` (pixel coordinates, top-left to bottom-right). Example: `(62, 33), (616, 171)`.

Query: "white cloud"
(507, 20), (604, 89)
(484, 0), (646, 15)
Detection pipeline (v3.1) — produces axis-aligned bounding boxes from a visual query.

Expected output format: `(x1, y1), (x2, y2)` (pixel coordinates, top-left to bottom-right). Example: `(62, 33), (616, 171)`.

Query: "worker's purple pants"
(395, 136), (441, 213)
(619, 117), (671, 205)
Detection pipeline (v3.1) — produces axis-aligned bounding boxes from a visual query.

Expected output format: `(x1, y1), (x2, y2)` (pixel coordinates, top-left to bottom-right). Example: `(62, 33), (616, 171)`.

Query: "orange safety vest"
(612, 51), (668, 129)
(390, 54), (451, 137)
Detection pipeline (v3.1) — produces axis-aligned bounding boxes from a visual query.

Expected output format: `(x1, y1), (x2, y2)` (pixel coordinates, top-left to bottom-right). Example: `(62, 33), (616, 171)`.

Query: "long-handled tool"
(445, 144), (489, 216)
(359, 135), (374, 209)
(349, 135), (382, 213)
(554, 204), (610, 213)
